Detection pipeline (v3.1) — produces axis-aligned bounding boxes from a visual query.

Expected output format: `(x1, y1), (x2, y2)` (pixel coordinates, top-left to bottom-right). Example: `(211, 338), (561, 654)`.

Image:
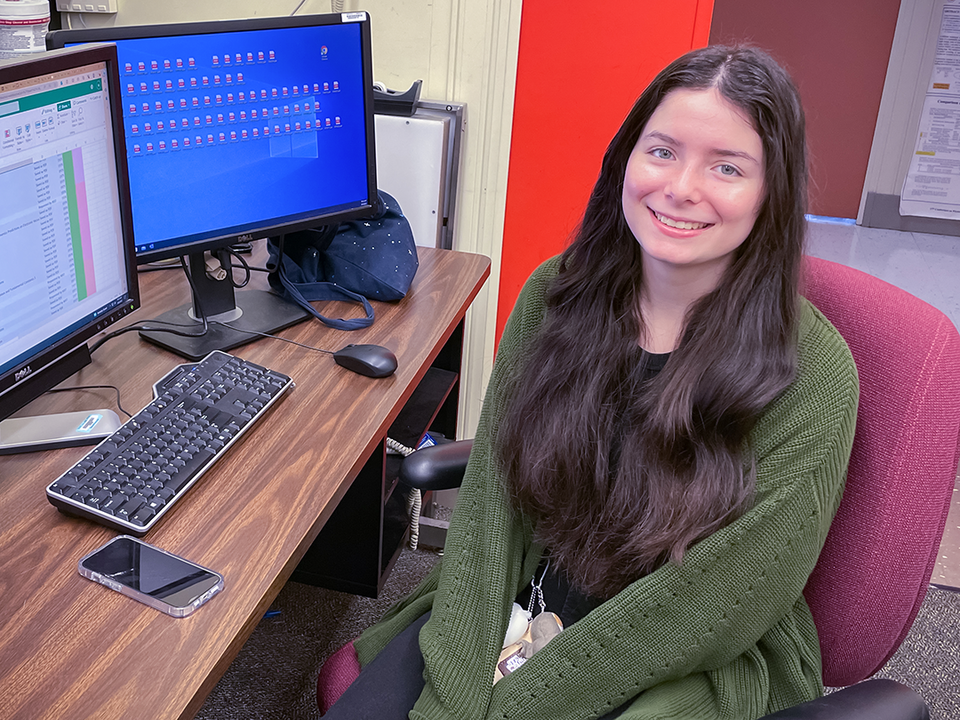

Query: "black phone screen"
(80, 536), (221, 608)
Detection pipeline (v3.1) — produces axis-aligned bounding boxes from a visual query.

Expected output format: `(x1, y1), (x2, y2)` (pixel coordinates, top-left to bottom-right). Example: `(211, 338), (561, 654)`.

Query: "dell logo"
(15, 365), (33, 382)
(238, 233), (254, 242)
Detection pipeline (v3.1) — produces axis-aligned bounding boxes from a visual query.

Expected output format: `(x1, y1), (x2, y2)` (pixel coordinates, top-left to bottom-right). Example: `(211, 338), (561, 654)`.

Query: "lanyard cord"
(527, 558), (550, 616)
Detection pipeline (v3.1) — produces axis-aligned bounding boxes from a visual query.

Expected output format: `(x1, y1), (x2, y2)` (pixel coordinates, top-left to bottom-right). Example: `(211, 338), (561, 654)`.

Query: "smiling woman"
(329, 46), (860, 720)
(499, 42), (818, 607)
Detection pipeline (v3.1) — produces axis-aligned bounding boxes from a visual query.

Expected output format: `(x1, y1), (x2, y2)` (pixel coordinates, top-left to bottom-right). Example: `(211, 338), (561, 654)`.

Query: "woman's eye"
(718, 164), (740, 176)
(652, 148), (673, 160)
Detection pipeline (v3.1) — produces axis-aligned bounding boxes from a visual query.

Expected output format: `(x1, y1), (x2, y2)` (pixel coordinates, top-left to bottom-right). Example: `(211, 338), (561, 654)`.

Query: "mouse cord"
(219, 319), (419, 543)
(211, 321), (334, 355)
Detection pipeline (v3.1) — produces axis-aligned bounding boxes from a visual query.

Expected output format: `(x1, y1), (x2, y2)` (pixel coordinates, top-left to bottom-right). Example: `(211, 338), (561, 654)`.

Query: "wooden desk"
(0, 245), (490, 720)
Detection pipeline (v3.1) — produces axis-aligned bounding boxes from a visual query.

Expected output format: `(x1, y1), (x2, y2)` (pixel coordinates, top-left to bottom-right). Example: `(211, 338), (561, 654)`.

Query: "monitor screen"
(48, 13), (378, 360)
(0, 44), (139, 430)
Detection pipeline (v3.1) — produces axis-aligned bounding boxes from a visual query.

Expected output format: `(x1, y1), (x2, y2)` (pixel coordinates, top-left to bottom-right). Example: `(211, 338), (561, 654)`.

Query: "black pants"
(323, 613), (432, 720)
(323, 612), (627, 719)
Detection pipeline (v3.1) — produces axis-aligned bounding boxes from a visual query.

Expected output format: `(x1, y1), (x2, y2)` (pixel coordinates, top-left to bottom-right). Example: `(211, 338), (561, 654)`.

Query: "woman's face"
(621, 87), (765, 284)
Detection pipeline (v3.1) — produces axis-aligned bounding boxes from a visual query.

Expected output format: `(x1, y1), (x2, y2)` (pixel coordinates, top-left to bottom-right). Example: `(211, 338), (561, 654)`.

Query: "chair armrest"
(759, 679), (929, 720)
(398, 439), (473, 491)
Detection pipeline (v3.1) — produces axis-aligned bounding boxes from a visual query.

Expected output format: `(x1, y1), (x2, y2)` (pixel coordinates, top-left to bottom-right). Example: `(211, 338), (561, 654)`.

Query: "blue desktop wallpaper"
(109, 23), (370, 254)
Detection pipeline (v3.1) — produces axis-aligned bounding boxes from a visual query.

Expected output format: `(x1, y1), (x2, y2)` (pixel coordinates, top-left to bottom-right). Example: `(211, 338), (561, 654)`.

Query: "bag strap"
(275, 247), (374, 330)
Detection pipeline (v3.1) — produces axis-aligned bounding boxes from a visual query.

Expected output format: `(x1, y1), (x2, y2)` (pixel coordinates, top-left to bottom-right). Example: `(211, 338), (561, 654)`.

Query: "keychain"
(494, 560), (564, 684)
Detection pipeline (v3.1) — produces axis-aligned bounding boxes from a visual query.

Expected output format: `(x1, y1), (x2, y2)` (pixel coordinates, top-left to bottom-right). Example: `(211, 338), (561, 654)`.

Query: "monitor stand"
(138, 250), (310, 361)
(0, 344), (122, 455)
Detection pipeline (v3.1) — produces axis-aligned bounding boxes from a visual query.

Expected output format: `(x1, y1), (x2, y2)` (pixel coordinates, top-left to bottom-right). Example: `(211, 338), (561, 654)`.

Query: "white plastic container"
(0, 0), (50, 60)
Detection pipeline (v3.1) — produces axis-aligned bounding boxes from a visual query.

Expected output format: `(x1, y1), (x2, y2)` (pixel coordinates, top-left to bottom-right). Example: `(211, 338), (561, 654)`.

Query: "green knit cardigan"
(354, 257), (859, 720)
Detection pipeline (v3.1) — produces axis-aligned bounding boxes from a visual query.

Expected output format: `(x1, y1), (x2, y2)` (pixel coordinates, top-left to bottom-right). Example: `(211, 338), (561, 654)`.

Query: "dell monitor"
(48, 12), (379, 360)
(0, 43), (140, 453)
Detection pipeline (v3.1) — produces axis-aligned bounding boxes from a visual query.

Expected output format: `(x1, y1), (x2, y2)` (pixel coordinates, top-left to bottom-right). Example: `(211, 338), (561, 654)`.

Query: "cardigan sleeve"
(352, 258), (559, 671)
(407, 259), (559, 719)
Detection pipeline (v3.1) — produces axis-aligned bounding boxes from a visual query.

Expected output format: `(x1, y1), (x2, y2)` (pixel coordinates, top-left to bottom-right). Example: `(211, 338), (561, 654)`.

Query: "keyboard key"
(132, 506), (156, 525)
(117, 496), (145, 520)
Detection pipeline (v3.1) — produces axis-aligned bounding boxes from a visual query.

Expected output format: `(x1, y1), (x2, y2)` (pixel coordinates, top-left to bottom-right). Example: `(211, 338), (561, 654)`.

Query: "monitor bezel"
(46, 12), (379, 266)
(0, 44), (140, 420)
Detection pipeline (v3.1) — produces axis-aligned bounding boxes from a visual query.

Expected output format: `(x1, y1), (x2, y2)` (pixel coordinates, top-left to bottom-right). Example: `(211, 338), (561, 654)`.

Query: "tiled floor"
(806, 218), (960, 590)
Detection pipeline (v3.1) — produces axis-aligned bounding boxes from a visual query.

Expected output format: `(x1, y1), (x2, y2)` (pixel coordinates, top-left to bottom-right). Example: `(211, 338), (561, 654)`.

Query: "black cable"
(177, 254), (211, 333)
(88, 320), (206, 353)
(89, 256), (211, 354)
(137, 260), (181, 273)
(212, 321), (334, 355)
(220, 247), (251, 288)
(46, 384), (133, 419)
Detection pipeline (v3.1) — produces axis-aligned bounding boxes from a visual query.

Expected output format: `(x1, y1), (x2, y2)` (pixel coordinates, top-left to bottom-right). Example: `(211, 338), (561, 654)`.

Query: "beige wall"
(63, 0), (522, 436)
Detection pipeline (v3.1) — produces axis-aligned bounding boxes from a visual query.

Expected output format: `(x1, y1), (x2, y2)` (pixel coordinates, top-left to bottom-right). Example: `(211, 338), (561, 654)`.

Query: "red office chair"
(318, 256), (960, 719)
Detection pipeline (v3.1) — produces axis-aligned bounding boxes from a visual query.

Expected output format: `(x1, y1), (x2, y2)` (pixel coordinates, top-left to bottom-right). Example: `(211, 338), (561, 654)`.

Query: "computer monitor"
(0, 43), (140, 453)
(48, 13), (379, 360)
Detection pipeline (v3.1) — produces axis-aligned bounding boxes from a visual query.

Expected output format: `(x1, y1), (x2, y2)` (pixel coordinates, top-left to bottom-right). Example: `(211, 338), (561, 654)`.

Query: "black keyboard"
(46, 350), (294, 535)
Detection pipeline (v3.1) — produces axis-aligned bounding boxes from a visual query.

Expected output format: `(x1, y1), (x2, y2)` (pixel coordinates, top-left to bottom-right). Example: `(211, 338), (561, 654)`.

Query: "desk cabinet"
(290, 321), (463, 597)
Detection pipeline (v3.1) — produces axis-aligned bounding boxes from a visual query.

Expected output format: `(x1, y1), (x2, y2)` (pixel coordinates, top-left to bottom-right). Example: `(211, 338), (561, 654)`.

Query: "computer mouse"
(333, 344), (398, 378)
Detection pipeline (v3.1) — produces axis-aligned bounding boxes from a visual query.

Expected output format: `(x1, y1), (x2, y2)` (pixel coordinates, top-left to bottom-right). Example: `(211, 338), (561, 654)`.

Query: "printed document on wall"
(901, 0), (960, 219)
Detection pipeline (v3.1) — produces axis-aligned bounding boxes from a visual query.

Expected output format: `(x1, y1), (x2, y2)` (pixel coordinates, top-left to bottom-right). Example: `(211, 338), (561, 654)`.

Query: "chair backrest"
(801, 255), (960, 687)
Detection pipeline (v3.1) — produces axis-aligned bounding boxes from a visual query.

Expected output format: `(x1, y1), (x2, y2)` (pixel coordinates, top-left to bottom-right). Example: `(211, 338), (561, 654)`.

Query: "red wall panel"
(495, 0), (715, 343)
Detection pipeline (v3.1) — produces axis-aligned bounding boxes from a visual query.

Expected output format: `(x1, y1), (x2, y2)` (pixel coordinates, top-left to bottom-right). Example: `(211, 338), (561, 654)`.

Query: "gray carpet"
(197, 550), (960, 720)
(871, 586), (960, 719)
(196, 547), (441, 720)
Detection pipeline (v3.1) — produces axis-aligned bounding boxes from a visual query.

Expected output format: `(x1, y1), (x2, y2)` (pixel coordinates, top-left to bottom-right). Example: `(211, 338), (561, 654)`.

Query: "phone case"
(78, 535), (224, 618)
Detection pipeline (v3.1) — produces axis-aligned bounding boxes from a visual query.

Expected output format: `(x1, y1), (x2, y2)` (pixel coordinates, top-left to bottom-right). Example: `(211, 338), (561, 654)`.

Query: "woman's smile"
(649, 208), (714, 232)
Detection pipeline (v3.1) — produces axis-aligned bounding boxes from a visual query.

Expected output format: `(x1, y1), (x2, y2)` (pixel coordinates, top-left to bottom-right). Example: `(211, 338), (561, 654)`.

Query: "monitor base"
(1, 344), (93, 424)
(139, 289), (310, 361)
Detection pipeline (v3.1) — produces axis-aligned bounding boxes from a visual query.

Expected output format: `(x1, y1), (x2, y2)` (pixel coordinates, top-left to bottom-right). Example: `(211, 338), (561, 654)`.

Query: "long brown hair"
(496, 46), (808, 599)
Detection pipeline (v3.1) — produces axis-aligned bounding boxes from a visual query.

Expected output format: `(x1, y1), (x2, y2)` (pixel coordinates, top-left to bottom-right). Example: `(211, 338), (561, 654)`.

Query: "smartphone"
(78, 535), (224, 617)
